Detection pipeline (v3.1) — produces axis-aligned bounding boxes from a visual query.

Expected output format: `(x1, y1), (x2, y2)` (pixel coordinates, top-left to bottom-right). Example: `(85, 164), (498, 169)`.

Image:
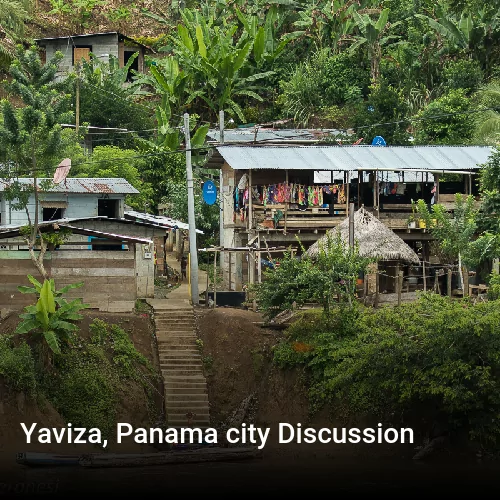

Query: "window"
(43, 207), (65, 221)
(98, 199), (119, 218)
(90, 237), (123, 251)
(73, 46), (92, 66)
(124, 50), (139, 82)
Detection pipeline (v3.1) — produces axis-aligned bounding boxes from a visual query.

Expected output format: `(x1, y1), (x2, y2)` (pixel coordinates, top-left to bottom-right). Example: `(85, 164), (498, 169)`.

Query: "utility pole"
(184, 113), (199, 304)
(349, 202), (355, 250)
(75, 64), (80, 136)
(219, 110), (224, 261)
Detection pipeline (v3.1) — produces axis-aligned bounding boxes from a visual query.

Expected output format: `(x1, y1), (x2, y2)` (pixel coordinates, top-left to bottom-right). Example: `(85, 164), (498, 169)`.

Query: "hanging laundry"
(237, 173), (248, 190)
(396, 183), (406, 195)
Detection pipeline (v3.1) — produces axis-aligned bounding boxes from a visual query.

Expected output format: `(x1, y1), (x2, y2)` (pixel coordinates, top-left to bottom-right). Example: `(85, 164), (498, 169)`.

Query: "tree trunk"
(370, 43), (381, 83)
(458, 252), (464, 291)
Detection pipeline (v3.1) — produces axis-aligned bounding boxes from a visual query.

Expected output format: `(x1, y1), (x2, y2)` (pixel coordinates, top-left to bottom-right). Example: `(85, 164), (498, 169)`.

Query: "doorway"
(98, 199), (119, 218)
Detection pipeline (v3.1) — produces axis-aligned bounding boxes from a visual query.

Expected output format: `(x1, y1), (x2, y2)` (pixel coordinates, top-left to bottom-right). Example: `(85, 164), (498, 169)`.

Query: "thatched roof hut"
(306, 207), (420, 263)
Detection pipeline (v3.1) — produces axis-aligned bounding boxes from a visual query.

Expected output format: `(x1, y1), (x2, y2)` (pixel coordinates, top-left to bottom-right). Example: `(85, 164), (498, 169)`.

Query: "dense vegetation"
(0, 316), (160, 440)
(274, 296), (500, 444)
(1, 0), (500, 245)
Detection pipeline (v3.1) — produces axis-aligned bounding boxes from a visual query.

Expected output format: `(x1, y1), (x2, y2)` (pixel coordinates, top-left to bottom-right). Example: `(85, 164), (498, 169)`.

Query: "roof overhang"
(207, 145), (494, 173)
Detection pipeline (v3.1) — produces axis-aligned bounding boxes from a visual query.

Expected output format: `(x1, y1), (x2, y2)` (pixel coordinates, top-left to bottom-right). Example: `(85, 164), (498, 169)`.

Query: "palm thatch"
(306, 207), (420, 263)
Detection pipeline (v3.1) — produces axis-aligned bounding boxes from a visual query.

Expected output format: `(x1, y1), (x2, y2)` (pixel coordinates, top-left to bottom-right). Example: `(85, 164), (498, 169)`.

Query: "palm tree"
(349, 8), (401, 83)
(0, 0), (31, 69)
(475, 81), (500, 145)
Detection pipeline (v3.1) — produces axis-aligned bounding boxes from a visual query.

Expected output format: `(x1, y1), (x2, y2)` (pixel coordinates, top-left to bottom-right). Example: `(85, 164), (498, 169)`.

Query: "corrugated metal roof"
(207, 128), (345, 143)
(216, 145), (494, 172)
(0, 178), (139, 194)
(124, 211), (204, 234)
(0, 222), (152, 244)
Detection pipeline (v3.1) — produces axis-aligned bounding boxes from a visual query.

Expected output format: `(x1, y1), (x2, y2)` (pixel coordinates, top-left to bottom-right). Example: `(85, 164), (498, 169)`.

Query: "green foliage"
(46, 318), (159, 438)
(78, 54), (154, 145)
(160, 177), (220, 244)
(274, 294), (500, 443)
(0, 336), (37, 394)
(488, 271), (500, 300)
(442, 59), (483, 94)
(48, 0), (106, 29)
(278, 50), (368, 126)
(414, 89), (474, 144)
(0, 0), (30, 69)
(15, 275), (88, 355)
(254, 234), (371, 320)
(352, 78), (411, 144)
(415, 195), (479, 266)
(75, 146), (154, 212)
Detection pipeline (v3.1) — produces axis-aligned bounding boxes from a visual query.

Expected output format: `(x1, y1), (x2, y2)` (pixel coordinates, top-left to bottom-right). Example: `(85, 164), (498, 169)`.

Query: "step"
(158, 349), (199, 355)
(162, 368), (204, 376)
(165, 387), (208, 395)
(155, 318), (195, 323)
(166, 401), (210, 410)
(158, 351), (200, 357)
(156, 331), (197, 336)
(165, 381), (207, 389)
(160, 360), (203, 367)
(165, 394), (209, 402)
(167, 414), (210, 422)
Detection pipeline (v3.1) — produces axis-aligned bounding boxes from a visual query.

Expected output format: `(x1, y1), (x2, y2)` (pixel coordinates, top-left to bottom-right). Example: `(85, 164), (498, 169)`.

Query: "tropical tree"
(0, 46), (79, 278)
(474, 81), (500, 145)
(16, 275), (87, 356)
(348, 8), (402, 83)
(416, 195), (479, 290)
(77, 53), (154, 146)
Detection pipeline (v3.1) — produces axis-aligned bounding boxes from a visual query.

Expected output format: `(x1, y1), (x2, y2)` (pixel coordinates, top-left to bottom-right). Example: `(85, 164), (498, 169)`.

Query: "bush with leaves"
(254, 234), (371, 319)
(15, 275), (87, 355)
(0, 336), (37, 395)
(274, 293), (500, 444)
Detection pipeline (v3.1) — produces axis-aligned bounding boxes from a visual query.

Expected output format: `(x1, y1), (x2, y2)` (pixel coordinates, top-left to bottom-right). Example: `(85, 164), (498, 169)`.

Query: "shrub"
(274, 294), (500, 443)
(0, 337), (37, 394)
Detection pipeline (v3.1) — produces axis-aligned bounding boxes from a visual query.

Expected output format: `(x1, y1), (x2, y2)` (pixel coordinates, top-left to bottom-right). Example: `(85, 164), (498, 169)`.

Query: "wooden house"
(206, 144), (493, 291)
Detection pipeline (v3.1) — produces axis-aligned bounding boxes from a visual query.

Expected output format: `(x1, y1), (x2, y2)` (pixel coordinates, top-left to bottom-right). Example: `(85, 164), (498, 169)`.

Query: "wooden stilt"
(447, 268), (452, 297)
(423, 260), (427, 291)
(213, 250), (217, 308)
(397, 271), (403, 306)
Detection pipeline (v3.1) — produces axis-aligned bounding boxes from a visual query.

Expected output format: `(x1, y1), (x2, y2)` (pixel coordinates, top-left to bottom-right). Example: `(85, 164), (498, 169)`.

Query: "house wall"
(0, 193), (125, 227)
(42, 34), (120, 79)
(0, 248), (141, 316)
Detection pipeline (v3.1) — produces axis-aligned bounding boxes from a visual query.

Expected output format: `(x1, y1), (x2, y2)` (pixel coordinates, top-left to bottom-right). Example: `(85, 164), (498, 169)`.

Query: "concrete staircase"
(154, 306), (210, 427)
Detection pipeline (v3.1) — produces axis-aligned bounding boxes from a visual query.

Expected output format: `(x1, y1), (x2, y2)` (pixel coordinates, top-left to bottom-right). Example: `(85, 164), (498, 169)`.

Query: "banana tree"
(15, 275), (88, 355)
(349, 8), (401, 83)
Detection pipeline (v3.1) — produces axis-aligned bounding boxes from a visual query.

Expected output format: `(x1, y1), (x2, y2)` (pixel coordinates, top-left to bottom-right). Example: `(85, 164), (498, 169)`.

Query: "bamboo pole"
(397, 271), (403, 306)
(447, 268), (452, 297)
(248, 169), (253, 231)
(213, 250), (217, 308)
(423, 260), (427, 291)
(284, 169), (288, 233)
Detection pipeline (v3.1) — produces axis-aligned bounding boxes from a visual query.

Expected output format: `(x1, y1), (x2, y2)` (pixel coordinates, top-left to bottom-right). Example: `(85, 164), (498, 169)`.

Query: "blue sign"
(202, 180), (217, 205)
(372, 136), (387, 146)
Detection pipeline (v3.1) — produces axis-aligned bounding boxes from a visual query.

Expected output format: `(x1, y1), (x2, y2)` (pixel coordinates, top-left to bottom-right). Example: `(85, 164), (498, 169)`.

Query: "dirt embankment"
(195, 308), (420, 460)
(0, 310), (163, 455)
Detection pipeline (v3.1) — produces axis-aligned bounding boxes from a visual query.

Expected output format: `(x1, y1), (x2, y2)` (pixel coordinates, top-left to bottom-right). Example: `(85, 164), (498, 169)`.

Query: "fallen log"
(79, 447), (263, 468)
(16, 452), (81, 466)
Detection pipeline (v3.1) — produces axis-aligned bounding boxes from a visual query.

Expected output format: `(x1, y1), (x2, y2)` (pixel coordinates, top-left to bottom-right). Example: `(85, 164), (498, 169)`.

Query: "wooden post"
(357, 171), (361, 209)
(228, 251), (232, 291)
(435, 173), (440, 204)
(469, 174), (472, 195)
(423, 260), (427, 291)
(175, 229), (182, 260)
(374, 268), (380, 307)
(464, 266), (470, 297)
(363, 274), (368, 305)
(434, 270), (440, 294)
(346, 171), (350, 207)
(376, 171), (380, 217)
(248, 169), (253, 231)
(395, 262), (400, 294)
(205, 257), (210, 307)
(397, 271), (403, 306)
(213, 250), (217, 307)
(447, 268), (452, 297)
(349, 203), (354, 250)
(372, 171), (377, 211)
(284, 169), (288, 233)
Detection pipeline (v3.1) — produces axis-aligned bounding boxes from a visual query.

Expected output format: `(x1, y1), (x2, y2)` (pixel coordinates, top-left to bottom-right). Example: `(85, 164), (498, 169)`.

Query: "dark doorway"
(43, 208), (64, 221)
(124, 51), (139, 82)
(98, 199), (119, 218)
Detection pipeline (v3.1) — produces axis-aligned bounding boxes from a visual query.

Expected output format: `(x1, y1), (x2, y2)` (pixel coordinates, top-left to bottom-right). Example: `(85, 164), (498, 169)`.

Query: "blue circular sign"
(372, 136), (387, 146)
(202, 180), (217, 205)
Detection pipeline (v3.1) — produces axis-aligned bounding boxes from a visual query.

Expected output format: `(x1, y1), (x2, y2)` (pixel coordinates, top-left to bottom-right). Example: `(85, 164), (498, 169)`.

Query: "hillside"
(27, 0), (170, 42)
